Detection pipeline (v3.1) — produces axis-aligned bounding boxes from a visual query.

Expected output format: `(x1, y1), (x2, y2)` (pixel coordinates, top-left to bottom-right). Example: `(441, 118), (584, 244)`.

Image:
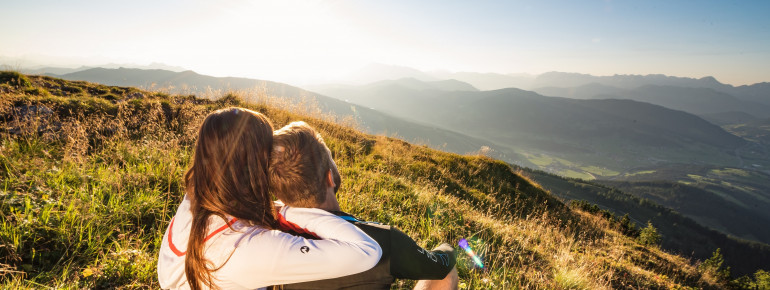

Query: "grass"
(0, 73), (725, 289)
(522, 152), (621, 180)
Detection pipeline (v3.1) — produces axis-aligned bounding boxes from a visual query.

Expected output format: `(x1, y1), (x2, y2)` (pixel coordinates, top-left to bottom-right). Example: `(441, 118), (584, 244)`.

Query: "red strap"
(167, 216), (239, 257)
(277, 212), (320, 239)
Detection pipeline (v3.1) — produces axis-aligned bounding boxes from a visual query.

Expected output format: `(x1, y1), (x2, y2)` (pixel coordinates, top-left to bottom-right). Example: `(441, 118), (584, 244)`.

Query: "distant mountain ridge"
(532, 72), (727, 90)
(430, 88), (745, 150)
(365, 77), (479, 92)
(55, 67), (301, 96)
(429, 71), (536, 91)
(534, 83), (770, 118)
(307, 77), (478, 98)
(342, 63), (438, 85)
(52, 67), (506, 159)
(527, 72), (770, 107)
(338, 64), (770, 107)
(9, 62), (187, 76)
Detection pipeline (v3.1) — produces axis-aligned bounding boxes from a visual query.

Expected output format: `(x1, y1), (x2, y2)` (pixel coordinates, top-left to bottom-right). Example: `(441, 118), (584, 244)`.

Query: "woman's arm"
(222, 206), (382, 288)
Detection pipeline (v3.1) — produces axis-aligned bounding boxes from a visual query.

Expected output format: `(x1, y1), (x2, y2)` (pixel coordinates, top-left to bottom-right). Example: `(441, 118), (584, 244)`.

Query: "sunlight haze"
(1, 0), (768, 85)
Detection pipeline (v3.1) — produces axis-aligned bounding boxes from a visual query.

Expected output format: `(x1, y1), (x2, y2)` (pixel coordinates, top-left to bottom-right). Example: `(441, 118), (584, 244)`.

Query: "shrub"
(0, 71), (32, 88)
(619, 213), (638, 237)
(700, 248), (731, 284)
(731, 269), (770, 290)
(216, 93), (243, 106)
(62, 86), (84, 94)
(638, 221), (661, 246)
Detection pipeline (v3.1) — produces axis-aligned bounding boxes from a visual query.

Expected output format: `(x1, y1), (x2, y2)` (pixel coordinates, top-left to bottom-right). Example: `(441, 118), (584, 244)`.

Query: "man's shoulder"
(329, 211), (392, 231)
(330, 212), (394, 247)
(353, 220), (391, 231)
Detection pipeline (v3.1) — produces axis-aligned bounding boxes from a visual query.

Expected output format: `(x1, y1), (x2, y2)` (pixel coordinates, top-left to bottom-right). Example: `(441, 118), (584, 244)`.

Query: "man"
(269, 121), (458, 290)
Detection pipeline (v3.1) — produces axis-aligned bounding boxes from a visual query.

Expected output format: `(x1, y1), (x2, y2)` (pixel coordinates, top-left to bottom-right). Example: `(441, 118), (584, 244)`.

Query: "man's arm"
(390, 227), (456, 280)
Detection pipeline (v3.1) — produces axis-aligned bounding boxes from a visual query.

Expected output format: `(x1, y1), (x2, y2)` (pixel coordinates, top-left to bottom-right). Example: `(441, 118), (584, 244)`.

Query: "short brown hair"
(269, 121), (339, 207)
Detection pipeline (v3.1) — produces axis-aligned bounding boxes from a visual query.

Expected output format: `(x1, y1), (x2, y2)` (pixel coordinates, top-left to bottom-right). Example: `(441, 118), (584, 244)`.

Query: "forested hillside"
(519, 167), (770, 276)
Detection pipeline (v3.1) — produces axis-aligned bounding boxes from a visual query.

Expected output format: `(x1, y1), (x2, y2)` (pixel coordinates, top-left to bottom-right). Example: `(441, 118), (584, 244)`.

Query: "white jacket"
(157, 195), (382, 289)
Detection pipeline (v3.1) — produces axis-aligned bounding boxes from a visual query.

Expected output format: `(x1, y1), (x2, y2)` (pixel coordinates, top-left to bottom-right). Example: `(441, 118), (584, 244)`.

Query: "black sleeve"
(389, 227), (456, 280)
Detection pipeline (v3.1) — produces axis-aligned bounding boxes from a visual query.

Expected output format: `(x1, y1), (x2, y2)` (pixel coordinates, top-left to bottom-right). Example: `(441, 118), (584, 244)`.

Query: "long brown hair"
(184, 107), (277, 290)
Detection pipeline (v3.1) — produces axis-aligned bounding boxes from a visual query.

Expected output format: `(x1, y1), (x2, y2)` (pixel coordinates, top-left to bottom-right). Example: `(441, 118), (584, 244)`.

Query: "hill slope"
(519, 167), (770, 276)
(0, 72), (737, 288)
(311, 82), (751, 179)
(723, 118), (770, 145)
(600, 179), (770, 244)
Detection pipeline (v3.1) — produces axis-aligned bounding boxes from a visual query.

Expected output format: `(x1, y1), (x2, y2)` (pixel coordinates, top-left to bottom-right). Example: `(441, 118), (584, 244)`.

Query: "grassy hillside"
(0, 72), (737, 288)
(519, 167), (770, 276)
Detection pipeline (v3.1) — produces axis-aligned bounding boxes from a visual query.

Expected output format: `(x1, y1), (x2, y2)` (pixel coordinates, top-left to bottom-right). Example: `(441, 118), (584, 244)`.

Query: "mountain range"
(309, 78), (756, 176)
(49, 67), (770, 172)
(528, 72), (770, 107)
(50, 67), (770, 177)
(48, 67), (499, 158)
(339, 64), (770, 109)
(307, 73), (770, 250)
(534, 83), (770, 119)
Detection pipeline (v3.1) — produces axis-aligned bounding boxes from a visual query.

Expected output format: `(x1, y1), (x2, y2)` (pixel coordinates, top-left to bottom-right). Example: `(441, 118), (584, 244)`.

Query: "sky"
(1, 0), (769, 86)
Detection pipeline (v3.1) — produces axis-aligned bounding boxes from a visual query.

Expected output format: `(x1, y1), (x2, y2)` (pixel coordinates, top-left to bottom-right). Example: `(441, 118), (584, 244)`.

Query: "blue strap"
(339, 215), (359, 222)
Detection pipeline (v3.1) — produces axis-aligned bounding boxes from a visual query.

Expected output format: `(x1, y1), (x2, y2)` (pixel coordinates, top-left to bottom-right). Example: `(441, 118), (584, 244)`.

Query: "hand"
(273, 200), (285, 213)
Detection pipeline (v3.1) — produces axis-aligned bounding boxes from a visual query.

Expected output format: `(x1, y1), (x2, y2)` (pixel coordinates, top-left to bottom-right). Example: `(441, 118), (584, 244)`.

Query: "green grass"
(523, 152), (622, 180)
(562, 169), (594, 180)
(0, 71), (32, 88)
(525, 153), (555, 167)
(553, 267), (589, 290)
(710, 168), (751, 178)
(580, 166), (619, 177)
(624, 170), (656, 177)
(0, 73), (725, 289)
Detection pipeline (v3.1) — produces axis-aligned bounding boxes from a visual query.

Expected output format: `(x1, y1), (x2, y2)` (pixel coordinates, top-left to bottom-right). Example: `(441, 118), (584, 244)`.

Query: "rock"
(17, 105), (53, 118)
(128, 92), (146, 99)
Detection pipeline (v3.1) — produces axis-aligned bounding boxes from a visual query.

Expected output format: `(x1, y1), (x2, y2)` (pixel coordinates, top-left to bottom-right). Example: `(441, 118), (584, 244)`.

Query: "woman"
(158, 108), (381, 289)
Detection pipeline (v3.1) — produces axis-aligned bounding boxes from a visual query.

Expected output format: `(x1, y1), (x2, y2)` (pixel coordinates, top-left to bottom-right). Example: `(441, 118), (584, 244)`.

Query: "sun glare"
(178, 0), (375, 83)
